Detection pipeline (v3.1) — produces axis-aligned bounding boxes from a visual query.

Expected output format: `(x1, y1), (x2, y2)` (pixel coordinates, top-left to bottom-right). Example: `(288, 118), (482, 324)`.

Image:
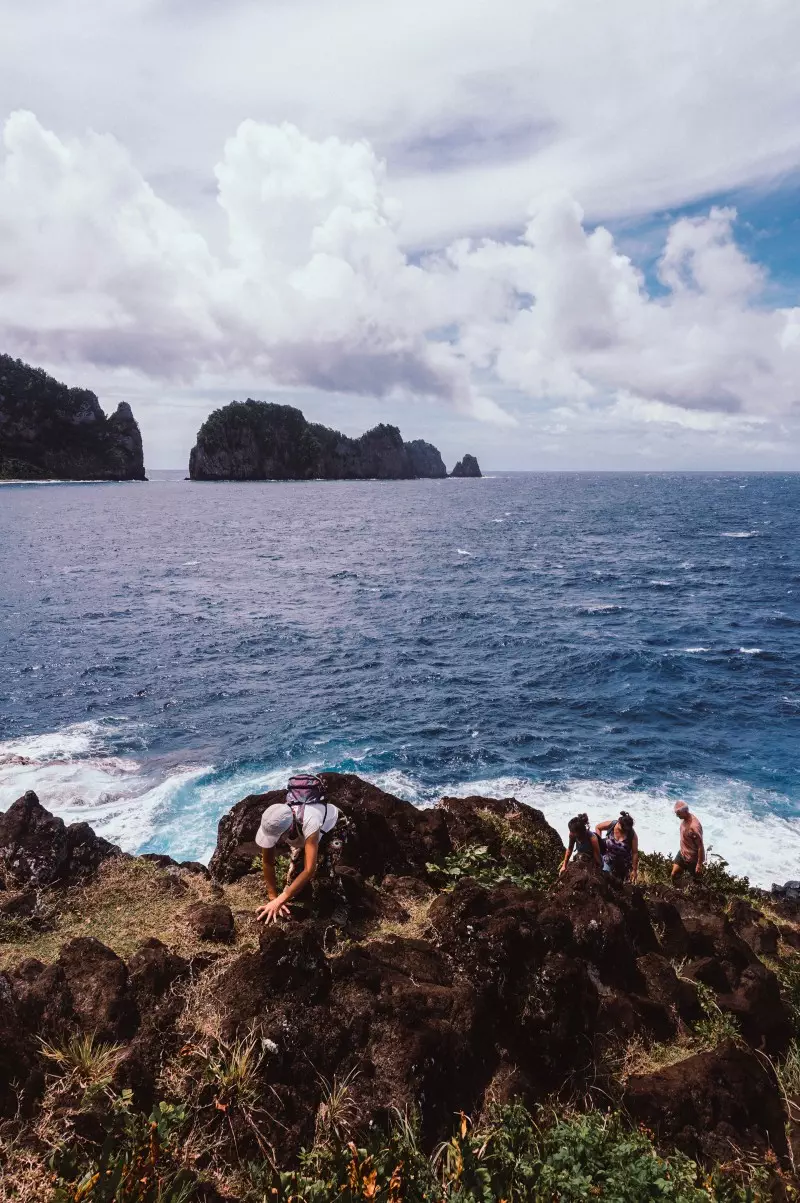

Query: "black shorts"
(673, 851), (699, 874)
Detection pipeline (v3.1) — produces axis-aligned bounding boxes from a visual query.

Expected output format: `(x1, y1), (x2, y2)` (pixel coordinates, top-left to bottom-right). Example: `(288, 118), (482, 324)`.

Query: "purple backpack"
(285, 774), (327, 838)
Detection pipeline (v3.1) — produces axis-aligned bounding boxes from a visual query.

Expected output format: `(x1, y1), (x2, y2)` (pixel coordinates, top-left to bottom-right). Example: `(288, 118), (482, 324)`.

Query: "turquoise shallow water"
(1, 471), (799, 886)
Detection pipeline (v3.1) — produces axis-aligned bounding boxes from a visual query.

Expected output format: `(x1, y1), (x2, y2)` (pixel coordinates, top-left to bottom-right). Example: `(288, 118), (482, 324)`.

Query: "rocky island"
(0, 355), (145, 481)
(451, 453), (482, 477)
(189, 400), (468, 481)
(2, 775), (799, 1200)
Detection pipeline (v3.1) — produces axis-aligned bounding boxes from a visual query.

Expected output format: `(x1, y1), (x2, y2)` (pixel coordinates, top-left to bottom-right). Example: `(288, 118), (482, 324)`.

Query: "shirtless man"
(671, 801), (705, 882)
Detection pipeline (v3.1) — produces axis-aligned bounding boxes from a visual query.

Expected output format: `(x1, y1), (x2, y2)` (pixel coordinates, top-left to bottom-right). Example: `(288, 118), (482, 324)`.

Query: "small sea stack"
(450, 453), (482, 477)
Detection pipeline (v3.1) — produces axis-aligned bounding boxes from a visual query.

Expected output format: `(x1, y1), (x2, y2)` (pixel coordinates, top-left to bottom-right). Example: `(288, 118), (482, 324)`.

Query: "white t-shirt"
(255, 801), (340, 851)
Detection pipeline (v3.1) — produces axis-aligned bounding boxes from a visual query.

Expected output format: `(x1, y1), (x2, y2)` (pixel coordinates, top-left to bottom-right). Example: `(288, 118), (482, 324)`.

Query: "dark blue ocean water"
(1, 472), (799, 885)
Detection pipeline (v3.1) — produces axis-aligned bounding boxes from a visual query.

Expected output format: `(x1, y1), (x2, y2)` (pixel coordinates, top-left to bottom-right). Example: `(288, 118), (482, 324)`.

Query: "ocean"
(1, 471), (798, 888)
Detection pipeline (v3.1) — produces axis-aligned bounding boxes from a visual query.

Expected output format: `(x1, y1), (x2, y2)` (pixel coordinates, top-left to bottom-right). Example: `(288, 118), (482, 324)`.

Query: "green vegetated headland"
(1, 775), (799, 1201)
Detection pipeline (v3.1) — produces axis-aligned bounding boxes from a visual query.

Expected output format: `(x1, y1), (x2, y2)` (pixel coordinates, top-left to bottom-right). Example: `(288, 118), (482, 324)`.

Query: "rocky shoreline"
(2, 775), (799, 1200)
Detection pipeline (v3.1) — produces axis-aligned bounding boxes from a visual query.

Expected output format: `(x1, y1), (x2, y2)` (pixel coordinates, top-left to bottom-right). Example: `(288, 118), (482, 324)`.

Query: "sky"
(1, 0), (800, 470)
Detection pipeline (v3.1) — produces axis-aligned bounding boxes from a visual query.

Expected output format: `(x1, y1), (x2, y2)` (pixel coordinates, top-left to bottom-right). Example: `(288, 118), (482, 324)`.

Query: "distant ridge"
(0, 355), (145, 481)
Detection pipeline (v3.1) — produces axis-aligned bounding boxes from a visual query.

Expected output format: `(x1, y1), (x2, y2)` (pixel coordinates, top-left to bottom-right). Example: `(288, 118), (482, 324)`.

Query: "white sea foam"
(683, 647), (710, 653)
(738, 647), (763, 655)
(0, 721), (211, 853)
(720, 531), (759, 538)
(3, 726), (798, 888)
(456, 548), (474, 556)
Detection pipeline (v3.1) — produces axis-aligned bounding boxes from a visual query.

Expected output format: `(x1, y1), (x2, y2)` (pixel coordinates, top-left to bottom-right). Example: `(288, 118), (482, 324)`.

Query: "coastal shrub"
(638, 849), (756, 900)
(773, 954), (800, 1035)
(258, 1104), (768, 1202)
(51, 1095), (193, 1202)
(426, 844), (554, 894)
(693, 982), (742, 1048)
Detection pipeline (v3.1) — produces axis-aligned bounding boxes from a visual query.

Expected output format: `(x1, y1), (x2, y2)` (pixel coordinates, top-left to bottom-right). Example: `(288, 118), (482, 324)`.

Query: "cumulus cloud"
(0, 110), (799, 431)
(450, 198), (800, 417)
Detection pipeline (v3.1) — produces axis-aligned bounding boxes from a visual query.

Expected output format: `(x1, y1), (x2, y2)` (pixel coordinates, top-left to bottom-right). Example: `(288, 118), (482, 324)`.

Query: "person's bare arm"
(258, 835), (320, 923)
(630, 832), (639, 881)
(261, 848), (279, 898)
(695, 829), (705, 873)
(560, 836), (575, 873)
(591, 833), (602, 867)
(258, 848), (292, 921)
(595, 819), (612, 836)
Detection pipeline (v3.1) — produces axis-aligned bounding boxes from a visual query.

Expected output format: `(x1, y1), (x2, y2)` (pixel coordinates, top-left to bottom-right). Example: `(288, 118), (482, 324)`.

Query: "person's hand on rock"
(257, 897), (292, 924)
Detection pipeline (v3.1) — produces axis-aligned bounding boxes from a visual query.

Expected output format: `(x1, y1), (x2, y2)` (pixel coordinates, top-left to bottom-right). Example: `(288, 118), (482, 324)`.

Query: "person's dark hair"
(617, 810), (635, 835)
(568, 813), (590, 838)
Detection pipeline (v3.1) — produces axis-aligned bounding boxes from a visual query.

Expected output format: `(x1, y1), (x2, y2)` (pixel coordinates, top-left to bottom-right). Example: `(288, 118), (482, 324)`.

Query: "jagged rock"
(189, 400), (448, 481)
(128, 938), (190, 1010)
(7, 958), (74, 1034)
(2, 777), (799, 1171)
(623, 1042), (787, 1163)
(183, 901), (235, 943)
(727, 897), (780, 957)
(0, 354), (145, 480)
(635, 952), (702, 1026)
(0, 791), (120, 888)
(56, 937), (139, 1042)
(405, 439), (447, 478)
(0, 972), (32, 1116)
(716, 962), (792, 1053)
(209, 772), (452, 885)
(450, 454), (482, 477)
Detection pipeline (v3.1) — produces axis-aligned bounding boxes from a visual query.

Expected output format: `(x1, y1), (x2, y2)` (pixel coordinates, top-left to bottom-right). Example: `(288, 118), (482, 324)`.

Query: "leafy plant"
(51, 1096), (192, 1203)
(693, 981), (742, 1048)
(772, 953), (800, 1037)
(426, 844), (550, 893)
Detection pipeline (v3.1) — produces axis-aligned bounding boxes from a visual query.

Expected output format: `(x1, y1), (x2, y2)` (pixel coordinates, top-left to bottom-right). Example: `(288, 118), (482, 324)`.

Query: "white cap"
(254, 803), (295, 849)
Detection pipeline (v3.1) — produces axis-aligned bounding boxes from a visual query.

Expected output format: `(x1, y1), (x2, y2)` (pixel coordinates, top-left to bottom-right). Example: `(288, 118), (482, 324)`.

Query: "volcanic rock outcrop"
(1, 775), (798, 1192)
(0, 354), (145, 480)
(450, 453), (482, 477)
(189, 400), (449, 481)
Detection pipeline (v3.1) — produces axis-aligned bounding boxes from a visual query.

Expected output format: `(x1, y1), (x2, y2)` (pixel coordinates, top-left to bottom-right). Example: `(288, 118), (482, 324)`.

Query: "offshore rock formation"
(451, 453), (482, 477)
(0, 355), (145, 481)
(1, 775), (799, 1196)
(188, 400), (447, 481)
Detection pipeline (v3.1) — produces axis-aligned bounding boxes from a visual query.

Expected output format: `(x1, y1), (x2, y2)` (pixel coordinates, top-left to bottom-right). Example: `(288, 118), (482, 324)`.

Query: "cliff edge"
(0, 355), (145, 481)
(188, 400), (447, 481)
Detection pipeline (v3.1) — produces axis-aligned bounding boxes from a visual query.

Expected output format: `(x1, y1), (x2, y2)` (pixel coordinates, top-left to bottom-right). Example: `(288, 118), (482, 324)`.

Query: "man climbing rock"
(252, 773), (340, 923)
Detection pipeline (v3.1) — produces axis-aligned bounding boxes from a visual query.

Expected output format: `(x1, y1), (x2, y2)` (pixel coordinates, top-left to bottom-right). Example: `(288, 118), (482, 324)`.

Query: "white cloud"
(4, 0), (800, 250)
(1, 111), (800, 446)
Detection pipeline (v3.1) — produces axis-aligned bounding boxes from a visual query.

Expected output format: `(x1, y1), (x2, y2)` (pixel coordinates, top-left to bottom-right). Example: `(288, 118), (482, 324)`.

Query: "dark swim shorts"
(673, 851), (699, 873)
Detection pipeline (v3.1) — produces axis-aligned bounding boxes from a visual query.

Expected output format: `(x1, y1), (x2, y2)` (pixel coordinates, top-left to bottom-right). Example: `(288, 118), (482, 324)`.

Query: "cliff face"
(451, 453), (482, 477)
(0, 355), (145, 481)
(189, 399), (447, 481)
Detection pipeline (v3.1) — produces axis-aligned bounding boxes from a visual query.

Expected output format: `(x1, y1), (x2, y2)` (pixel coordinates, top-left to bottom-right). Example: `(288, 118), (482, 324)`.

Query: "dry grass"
(0, 858), (269, 970)
(368, 890), (434, 943)
(0, 1127), (56, 1203)
(612, 1033), (698, 1084)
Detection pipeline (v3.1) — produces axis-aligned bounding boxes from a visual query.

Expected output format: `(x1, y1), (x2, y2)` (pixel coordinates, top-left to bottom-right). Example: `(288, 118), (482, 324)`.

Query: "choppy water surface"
(1, 471), (798, 886)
